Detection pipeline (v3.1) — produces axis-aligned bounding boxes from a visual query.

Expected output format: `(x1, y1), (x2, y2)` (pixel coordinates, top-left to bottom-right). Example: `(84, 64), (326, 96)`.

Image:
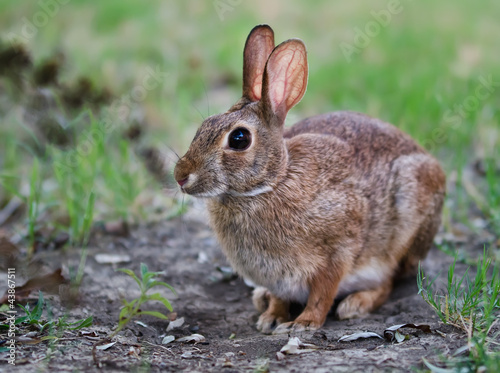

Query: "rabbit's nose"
(177, 177), (189, 187)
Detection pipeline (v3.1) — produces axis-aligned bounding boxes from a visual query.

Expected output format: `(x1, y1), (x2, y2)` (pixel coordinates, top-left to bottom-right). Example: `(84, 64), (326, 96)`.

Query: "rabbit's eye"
(228, 128), (251, 150)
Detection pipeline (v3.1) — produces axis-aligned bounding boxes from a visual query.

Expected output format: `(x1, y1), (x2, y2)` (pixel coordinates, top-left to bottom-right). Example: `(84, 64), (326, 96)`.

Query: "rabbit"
(173, 24), (446, 334)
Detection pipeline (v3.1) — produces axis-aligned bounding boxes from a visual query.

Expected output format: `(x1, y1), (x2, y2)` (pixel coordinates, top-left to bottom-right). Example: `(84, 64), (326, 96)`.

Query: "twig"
(141, 340), (176, 357)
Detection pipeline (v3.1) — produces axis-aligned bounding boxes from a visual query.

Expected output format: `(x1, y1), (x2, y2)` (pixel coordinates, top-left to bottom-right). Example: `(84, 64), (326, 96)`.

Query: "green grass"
(418, 252), (500, 371)
(0, 291), (93, 350)
(418, 252), (499, 333)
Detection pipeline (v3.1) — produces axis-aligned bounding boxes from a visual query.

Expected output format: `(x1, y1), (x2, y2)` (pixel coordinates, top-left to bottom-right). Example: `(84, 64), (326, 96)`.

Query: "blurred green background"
(0, 0), (499, 248)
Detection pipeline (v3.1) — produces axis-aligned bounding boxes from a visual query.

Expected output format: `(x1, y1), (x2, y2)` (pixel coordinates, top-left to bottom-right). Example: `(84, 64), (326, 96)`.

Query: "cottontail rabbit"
(174, 25), (446, 334)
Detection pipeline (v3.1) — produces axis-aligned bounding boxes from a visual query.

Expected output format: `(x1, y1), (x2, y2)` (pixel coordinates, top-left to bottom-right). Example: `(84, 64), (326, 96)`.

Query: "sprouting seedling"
(0, 291), (93, 336)
(112, 263), (175, 337)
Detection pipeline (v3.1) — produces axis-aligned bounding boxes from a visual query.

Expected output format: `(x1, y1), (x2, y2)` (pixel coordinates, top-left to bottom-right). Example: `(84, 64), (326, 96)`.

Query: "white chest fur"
(337, 259), (392, 297)
(224, 243), (311, 303)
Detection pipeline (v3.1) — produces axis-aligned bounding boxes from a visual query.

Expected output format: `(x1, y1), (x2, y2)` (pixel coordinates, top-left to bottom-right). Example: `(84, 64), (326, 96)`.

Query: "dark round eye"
(228, 128), (251, 150)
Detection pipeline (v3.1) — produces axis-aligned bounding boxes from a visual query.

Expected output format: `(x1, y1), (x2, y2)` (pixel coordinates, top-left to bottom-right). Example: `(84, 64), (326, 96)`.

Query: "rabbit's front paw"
(336, 294), (369, 320)
(256, 311), (288, 334)
(272, 309), (324, 334)
(336, 283), (392, 320)
(272, 319), (321, 334)
(256, 294), (290, 334)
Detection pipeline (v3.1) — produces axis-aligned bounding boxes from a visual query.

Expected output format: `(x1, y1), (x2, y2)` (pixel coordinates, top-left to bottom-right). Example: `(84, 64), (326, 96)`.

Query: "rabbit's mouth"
(174, 173), (226, 198)
(179, 175), (273, 199)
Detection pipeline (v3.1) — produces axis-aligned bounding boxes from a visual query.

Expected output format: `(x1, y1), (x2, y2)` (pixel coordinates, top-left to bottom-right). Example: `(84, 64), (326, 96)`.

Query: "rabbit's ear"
(261, 39), (308, 123)
(243, 25), (275, 102)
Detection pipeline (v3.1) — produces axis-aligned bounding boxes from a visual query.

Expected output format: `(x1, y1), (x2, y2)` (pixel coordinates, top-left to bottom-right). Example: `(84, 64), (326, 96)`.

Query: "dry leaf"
(95, 253), (131, 264)
(279, 336), (318, 355)
(394, 331), (406, 343)
(383, 323), (431, 342)
(162, 335), (175, 345)
(338, 331), (383, 342)
(96, 342), (116, 350)
(177, 334), (205, 343)
(167, 317), (184, 331)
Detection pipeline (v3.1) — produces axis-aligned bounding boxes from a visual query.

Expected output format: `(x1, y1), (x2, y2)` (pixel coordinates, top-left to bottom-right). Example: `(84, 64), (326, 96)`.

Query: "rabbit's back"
(285, 111), (425, 163)
(285, 111), (445, 278)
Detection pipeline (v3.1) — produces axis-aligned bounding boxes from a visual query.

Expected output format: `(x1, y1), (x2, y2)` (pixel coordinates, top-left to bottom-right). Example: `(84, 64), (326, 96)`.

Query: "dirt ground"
(1, 200), (490, 373)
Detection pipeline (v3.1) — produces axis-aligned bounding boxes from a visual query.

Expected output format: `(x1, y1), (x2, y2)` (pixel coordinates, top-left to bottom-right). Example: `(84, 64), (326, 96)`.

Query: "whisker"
(192, 103), (205, 121)
(166, 145), (181, 160)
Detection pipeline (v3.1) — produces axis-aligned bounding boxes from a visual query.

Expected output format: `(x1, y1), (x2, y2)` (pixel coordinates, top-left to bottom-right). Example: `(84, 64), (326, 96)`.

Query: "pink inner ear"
(243, 27), (275, 102)
(267, 43), (307, 115)
(251, 70), (263, 101)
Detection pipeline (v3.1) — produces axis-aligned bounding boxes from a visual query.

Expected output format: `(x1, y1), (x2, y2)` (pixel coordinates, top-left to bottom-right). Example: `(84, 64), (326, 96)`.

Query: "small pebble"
(189, 325), (200, 332)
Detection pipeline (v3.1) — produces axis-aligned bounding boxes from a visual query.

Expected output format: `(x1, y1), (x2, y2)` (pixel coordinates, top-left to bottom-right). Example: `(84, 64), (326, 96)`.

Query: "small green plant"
(418, 251), (500, 372)
(51, 117), (100, 245)
(418, 251), (499, 333)
(26, 157), (43, 256)
(13, 291), (45, 327)
(112, 263), (175, 337)
(101, 139), (143, 219)
(0, 292), (93, 337)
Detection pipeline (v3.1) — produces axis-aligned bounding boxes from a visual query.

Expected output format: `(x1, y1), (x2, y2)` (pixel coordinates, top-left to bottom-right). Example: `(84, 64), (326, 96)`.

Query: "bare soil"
(0, 206), (487, 373)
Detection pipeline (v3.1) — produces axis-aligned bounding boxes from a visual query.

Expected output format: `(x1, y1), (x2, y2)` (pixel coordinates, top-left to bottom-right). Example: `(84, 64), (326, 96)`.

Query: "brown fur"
(173, 25), (446, 334)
